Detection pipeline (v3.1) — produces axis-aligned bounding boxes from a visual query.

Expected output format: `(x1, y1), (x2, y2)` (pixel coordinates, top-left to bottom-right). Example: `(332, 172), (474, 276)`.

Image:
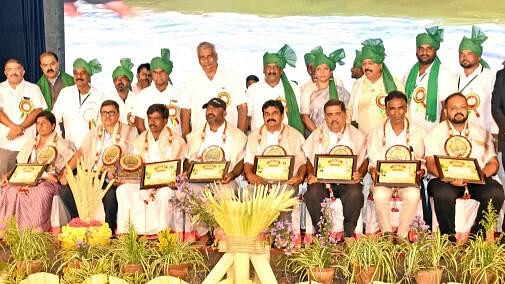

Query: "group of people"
(1, 24), (505, 243)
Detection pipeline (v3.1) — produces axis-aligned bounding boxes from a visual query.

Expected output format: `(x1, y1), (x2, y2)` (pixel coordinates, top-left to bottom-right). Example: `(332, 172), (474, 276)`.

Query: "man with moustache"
(52, 58), (105, 149)
(116, 104), (187, 235)
(347, 39), (404, 135)
(37, 51), (74, 111)
(132, 63), (151, 94)
(134, 49), (181, 134)
(350, 50), (364, 80)
(106, 58), (138, 126)
(426, 93), (504, 239)
(300, 46), (322, 100)
(247, 44), (304, 134)
(404, 26), (457, 131)
(303, 99), (367, 238)
(0, 59), (46, 176)
(180, 42), (247, 139)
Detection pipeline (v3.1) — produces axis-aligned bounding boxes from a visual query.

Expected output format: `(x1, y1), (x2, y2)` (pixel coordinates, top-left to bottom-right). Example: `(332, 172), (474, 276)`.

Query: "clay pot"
(164, 263), (189, 280)
(309, 267), (335, 284)
(415, 268), (442, 284)
(122, 263), (144, 274)
(16, 260), (42, 275)
(485, 230), (495, 243)
(356, 266), (377, 284)
(473, 271), (497, 284)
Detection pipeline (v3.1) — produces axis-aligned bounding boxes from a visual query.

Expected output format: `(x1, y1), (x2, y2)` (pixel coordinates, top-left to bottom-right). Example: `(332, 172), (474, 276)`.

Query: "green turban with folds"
(263, 44), (304, 135)
(73, 58), (102, 75)
(458, 26), (490, 69)
(303, 46), (323, 66)
(416, 26), (444, 50)
(112, 58), (134, 82)
(353, 50), (362, 68)
(150, 48), (173, 74)
(314, 49), (345, 101)
(360, 38), (397, 94)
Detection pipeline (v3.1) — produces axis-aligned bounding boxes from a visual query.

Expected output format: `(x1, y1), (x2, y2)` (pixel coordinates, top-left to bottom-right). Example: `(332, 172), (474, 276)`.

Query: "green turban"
(303, 46), (323, 66)
(353, 50), (362, 68)
(416, 26), (444, 50)
(112, 58), (134, 82)
(459, 26), (490, 68)
(360, 38), (398, 94)
(313, 48), (345, 71)
(263, 44), (297, 69)
(150, 48), (173, 74)
(73, 58), (102, 75)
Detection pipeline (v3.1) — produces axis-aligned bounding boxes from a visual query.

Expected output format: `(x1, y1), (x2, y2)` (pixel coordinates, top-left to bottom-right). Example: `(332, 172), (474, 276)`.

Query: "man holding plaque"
(116, 104), (187, 235)
(347, 39), (404, 135)
(52, 58), (105, 149)
(303, 99), (367, 238)
(367, 91), (425, 238)
(403, 26), (457, 131)
(426, 93), (504, 238)
(60, 100), (137, 233)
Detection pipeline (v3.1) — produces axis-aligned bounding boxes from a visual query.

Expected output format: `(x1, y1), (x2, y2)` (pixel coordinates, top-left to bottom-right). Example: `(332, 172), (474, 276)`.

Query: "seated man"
(367, 91), (425, 238)
(116, 104), (187, 235)
(426, 92), (504, 239)
(303, 99), (367, 238)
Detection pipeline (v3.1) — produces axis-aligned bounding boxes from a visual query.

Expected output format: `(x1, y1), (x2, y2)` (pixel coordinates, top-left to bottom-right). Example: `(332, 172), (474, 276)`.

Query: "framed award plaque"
(254, 155), (294, 182)
(434, 155), (484, 184)
(141, 160), (181, 189)
(375, 160), (421, 187)
(8, 164), (47, 186)
(188, 161), (230, 183)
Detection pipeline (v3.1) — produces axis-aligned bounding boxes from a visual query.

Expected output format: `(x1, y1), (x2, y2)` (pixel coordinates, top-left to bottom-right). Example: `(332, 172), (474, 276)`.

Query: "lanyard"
(78, 89), (91, 107)
(458, 66), (483, 93)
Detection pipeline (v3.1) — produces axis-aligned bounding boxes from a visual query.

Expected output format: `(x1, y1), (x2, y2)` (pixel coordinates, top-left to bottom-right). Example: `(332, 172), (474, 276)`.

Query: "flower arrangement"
(267, 219), (295, 255)
(59, 220), (112, 249)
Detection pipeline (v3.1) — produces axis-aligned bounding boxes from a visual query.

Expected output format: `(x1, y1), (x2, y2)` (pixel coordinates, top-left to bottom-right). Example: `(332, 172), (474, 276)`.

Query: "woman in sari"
(0, 111), (76, 231)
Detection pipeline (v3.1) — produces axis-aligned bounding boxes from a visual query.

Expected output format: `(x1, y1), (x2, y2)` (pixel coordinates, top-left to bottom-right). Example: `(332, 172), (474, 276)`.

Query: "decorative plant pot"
(485, 230), (495, 243)
(164, 263), (189, 280)
(309, 267), (335, 284)
(472, 271), (497, 284)
(16, 260), (42, 275)
(356, 266), (377, 284)
(122, 263), (144, 274)
(415, 268), (442, 284)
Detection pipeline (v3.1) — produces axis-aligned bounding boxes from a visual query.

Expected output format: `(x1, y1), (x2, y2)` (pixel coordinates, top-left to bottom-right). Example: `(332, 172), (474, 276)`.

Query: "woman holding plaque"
(0, 111), (76, 231)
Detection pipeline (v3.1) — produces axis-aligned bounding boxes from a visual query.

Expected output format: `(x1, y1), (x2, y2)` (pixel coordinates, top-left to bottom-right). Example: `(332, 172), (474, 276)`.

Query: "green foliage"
(479, 199), (499, 235)
(461, 234), (505, 283)
(3, 219), (53, 263)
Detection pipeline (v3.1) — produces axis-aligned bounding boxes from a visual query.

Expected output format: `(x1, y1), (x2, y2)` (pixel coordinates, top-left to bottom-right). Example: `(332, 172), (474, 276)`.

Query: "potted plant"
(460, 234), (505, 283)
(153, 229), (206, 280)
(3, 219), (53, 275)
(55, 240), (111, 272)
(479, 200), (499, 243)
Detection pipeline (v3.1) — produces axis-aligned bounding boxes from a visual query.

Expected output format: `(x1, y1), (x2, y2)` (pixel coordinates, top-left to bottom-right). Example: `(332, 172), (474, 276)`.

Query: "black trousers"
(303, 182), (363, 237)
(59, 182), (118, 233)
(428, 178), (505, 236)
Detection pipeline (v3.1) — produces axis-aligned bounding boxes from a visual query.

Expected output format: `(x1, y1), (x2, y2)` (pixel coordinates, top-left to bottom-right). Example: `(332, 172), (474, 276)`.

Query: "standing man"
(350, 50), (364, 80)
(180, 42), (247, 139)
(426, 93), (504, 239)
(107, 58), (137, 126)
(0, 59), (46, 176)
(303, 99), (367, 238)
(52, 58), (105, 149)
(404, 26), (457, 131)
(348, 39), (404, 135)
(247, 44), (304, 134)
(133, 49), (181, 134)
(37, 51), (75, 111)
(132, 63), (151, 94)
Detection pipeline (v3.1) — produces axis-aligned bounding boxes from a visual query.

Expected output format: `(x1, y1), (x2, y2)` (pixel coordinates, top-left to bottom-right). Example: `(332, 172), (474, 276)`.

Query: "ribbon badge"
(166, 100), (180, 128)
(19, 97), (34, 119)
(466, 93), (480, 118)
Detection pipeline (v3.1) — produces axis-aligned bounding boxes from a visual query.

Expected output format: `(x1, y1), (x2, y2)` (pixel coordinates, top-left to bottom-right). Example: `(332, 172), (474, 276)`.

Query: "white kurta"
(51, 85), (105, 149)
(247, 80), (302, 131)
(105, 91), (137, 126)
(0, 80), (47, 151)
(403, 63), (458, 131)
(180, 66), (245, 131)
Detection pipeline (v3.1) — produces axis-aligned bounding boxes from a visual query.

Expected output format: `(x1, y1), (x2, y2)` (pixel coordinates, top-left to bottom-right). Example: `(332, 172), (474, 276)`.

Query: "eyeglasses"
(100, 111), (117, 116)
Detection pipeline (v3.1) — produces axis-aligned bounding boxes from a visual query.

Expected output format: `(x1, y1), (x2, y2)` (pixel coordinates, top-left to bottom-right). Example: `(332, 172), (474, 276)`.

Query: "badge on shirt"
(466, 92), (480, 118)
(19, 97), (34, 119)
(414, 87), (426, 107)
(166, 99), (180, 127)
(217, 90), (231, 107)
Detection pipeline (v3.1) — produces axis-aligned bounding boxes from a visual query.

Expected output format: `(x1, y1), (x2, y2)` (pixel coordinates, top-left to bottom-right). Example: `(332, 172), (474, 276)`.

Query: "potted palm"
(460, 234), (505, 283)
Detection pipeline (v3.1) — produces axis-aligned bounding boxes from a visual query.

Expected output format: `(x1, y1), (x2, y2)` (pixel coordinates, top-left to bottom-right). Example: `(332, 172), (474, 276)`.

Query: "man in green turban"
(37, 51), (74, 111)
(404, 26), (457, 131)
(301, 46), (323, 97)
(350, 50), (364, 80)
(457, 25), (497, 133)
(108, 58), (137, 126)
(247, 44), (304, 134)
(52, 57), (105, 149)
(347, 38), (404, 135)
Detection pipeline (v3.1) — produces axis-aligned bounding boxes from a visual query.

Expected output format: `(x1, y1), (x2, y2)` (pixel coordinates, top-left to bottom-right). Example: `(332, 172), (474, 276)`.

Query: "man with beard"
(180, 42), (247, 139)
(347, 39), (404, 135)
(426, 93), (504, 239)
(52, 58), (105, 149)
(132, 63), (151, 94)
(350, 50), (364, 80)
(404, 26), (457, 131)
(37, 52), (75, 111)
(0, 59), (46, 176)
(457, 26), (497, 134)
(133, 49), (181, 134)
(106, 58), (138, 126)
(247, 45), (304, 134)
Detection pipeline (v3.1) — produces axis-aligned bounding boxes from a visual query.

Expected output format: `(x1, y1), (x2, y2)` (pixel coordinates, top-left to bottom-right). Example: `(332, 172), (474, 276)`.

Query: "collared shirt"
(105, 91), (138, 126)
(133, 127), (187, 163)
(0, 79), (47, 151)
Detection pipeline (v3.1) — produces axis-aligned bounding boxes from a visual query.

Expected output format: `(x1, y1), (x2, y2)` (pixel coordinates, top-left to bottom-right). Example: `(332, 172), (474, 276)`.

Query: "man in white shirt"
(0, 59), (46, 176)
(180, 42), (247, 139)
(132, 63), (151, 94)
(106, 58), (137, 126)
(52, 58), (105, 149)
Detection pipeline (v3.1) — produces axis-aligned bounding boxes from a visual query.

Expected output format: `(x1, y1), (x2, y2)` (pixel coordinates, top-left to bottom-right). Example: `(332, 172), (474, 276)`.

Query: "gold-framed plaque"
(202, 145), (225, 162)
(188, 161), (230, 183)
(385, 145), (411, 161)
(8, 164), (47, 186)
(36, 146), (57, 165)
(254, 155), (294, 182)
(117, 154), (143, 183)
(102, 145), (122, 166)
(434, 155), (484, 184)
(329, 145), (353, 155)
(263, 145), (287, 156)
(444, 135), (472, 158)
(375, 160), (420, 187)
(141, 160), (181, 189)
(314, 154), (356, 183)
